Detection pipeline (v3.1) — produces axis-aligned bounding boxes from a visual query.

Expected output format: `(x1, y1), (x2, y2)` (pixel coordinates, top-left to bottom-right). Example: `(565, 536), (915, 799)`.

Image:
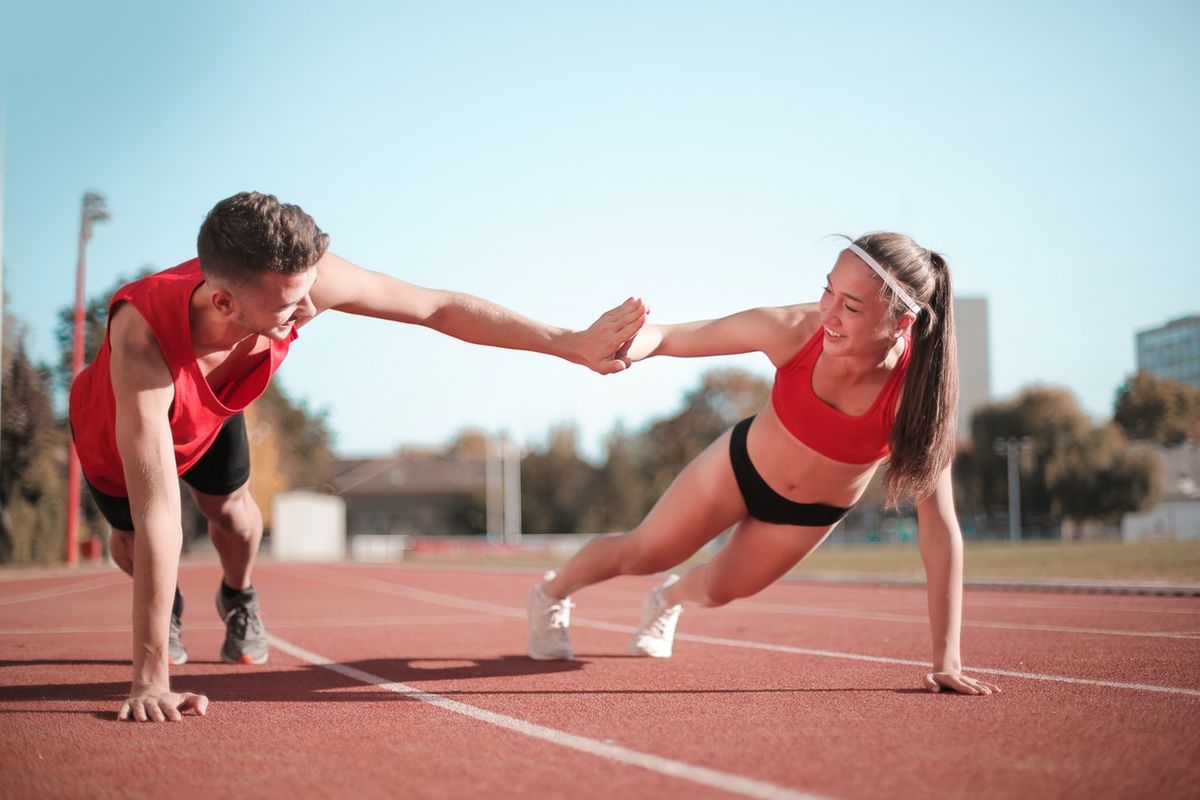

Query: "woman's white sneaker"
(527, 571), (575, 660)
(629, 575), (683, 658)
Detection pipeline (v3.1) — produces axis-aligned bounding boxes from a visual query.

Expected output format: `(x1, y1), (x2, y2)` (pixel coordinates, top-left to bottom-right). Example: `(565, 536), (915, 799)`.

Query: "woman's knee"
(697, 571), (751, 608)
(616, 534), (676, 576)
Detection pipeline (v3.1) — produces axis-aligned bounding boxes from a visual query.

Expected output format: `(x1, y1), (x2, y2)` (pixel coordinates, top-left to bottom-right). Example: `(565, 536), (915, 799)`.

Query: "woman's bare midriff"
(745, 403), (881, 508)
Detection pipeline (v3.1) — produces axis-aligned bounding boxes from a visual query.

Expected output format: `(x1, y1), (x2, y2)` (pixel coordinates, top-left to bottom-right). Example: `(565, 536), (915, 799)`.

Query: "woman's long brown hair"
(849, 232), (959, 507)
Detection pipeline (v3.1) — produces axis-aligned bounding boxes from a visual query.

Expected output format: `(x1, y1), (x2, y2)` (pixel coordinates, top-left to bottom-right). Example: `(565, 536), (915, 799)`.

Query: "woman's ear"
(894, 311), (916, 338)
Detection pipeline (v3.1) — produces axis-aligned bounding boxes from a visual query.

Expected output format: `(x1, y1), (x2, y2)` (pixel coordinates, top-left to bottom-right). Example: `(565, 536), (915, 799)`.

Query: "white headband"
(844, 242), (922, 316)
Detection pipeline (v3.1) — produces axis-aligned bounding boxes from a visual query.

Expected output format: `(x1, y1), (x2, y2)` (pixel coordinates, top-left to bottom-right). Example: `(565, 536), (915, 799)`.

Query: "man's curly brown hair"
(197, 191), (329, 284)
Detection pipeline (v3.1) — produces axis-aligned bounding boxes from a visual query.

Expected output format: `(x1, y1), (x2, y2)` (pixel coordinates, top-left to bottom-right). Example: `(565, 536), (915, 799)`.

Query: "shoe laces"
(541, 593), (573, 631)
(223, 599), (262, 639)
(644, 590), (678, 638)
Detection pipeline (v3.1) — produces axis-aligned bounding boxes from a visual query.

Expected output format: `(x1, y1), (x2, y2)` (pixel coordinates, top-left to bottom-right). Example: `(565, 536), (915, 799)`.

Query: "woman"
(527, 232), (999, 695)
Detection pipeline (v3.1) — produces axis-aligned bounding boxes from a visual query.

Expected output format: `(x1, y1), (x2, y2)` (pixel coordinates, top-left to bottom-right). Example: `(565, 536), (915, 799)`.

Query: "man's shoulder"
(108, 302), (157, 353)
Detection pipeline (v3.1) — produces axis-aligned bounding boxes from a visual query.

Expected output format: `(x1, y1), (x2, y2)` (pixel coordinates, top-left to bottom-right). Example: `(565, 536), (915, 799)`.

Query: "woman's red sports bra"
(770, 328), (911, 464)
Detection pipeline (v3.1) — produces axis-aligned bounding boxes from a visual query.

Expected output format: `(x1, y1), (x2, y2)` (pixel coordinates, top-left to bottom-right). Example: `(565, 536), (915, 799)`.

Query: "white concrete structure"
(272, 491), (346, 561)
(1123, 443), (1200, 540)
(1122, 501), (1200, 541)
(954, 297), (991, 442)
(350, 534), (409, 562)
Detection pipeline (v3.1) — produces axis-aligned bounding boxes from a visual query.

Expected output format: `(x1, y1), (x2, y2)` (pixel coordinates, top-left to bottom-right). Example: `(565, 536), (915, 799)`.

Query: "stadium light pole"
(501, 433), (521, 547)
(65, 192), (108, 566)
(485, 433), (502, 542)
(994, 436), (1032, 543)
(0, 119), (6, 422)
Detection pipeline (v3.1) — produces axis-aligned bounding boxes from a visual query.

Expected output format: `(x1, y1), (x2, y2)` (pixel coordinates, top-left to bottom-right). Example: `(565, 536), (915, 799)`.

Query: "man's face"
(227, 267), (319, 341)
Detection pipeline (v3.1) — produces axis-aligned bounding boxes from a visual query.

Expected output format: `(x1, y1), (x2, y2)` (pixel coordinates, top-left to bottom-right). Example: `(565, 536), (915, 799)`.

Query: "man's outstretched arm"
(110, 305), (209, 722)
(308, 253), (646, 374)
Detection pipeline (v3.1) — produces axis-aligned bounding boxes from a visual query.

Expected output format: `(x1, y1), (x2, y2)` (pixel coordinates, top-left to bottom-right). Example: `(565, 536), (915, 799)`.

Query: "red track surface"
(2, 561), (1198, 799)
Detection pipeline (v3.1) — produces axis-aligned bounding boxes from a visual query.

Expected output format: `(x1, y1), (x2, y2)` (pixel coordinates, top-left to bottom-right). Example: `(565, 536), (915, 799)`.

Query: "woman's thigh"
(700, 517), (834, 604)
(619, 428), (750, 570)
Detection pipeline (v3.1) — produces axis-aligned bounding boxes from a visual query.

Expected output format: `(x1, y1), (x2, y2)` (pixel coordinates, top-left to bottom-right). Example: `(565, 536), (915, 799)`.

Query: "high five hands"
(574, 297), (648, 374)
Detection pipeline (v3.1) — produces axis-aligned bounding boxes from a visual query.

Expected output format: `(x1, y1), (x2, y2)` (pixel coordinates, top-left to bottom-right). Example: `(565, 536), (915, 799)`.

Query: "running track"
(2, 562), (1198, 799)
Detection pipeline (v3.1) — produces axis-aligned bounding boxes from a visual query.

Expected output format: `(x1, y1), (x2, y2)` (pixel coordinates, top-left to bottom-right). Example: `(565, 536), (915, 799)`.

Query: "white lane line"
(268, 634), (826, 800)
(0, 574), (128, 607)
(291, 567), (1200, 699)
(839, 595), (1200, 617)
(734, 601), (1200, 640)
(965, 598), (1200, 616)
(0, 614), (505, 636)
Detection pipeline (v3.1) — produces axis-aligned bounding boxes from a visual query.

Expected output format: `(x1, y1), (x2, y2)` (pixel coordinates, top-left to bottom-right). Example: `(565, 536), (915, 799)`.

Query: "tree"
(1045, 424), (1160, 523)
(640, 369), (770, 502)
(520, 424), (598, 534)
(1114, 371), (1200, 445)
(1, 311), (68, 564)
(962, 386), (1157, 529)
(581, 423), (650, 533)
(54, 267), (152, 393)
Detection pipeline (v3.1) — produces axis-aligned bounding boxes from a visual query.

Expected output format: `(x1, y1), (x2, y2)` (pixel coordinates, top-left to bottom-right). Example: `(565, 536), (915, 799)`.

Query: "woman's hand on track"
(924, 671), (1001, 696)
(118, 689), (209, 722)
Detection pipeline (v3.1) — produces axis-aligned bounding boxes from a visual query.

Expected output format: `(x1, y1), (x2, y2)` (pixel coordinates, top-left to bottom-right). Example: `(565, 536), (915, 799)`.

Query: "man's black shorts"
(84, 413), (252, 533)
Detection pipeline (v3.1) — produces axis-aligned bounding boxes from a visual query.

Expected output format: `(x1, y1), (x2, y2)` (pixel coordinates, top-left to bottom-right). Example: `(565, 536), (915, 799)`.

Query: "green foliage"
(1045, 424), (1161, 521)
(1, 312), (68, 564)
(520, 424), (598, 534)
(581, 424), (651, 533)
(255, 381), (336, 489)
(519, 369), (771, 535)
(1114, 371), (1200, 445)
(640, 369), (770, 502)
(961, 386), (1158, 526)
(54, 267), (153, 393)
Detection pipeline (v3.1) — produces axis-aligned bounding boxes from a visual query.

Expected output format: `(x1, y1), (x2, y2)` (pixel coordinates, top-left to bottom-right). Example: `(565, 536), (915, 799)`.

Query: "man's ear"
(209, 285), (236, 318)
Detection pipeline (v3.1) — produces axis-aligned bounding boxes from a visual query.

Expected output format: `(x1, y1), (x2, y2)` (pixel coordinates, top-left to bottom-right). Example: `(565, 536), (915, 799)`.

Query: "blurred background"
(2, 1), (1197, 579)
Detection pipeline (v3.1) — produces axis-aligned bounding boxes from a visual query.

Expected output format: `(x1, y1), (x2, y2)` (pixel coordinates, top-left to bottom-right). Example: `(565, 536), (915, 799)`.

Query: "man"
(69, 191), (646, 722)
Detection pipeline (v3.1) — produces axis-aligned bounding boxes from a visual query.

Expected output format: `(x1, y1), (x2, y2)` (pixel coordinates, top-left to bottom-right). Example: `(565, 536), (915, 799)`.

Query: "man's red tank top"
(69, 259), (298, 496)
(770, 328), (910, 465)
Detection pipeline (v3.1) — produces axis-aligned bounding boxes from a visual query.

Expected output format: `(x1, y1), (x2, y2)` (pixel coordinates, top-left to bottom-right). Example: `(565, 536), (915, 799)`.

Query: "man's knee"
(200, 490), (260, 537)
(110, 531), (134, 574)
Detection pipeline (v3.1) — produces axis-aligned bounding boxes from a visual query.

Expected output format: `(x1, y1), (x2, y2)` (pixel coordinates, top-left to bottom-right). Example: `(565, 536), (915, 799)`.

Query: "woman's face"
(818, 250), (908, 357)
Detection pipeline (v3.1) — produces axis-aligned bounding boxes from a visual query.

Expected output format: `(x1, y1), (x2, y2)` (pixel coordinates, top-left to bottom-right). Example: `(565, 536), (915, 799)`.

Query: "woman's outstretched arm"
(625, 303), (820, 367)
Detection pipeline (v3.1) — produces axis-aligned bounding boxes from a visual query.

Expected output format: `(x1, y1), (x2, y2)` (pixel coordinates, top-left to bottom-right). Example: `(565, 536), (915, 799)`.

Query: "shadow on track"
(0, 653), (932, 716)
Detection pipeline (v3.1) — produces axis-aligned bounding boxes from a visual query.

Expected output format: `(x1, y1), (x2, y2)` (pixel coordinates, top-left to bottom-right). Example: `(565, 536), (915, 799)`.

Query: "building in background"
(1136, 315), (1200, 389)
(954, 297), (991, 442)
(331, 452), (487, 538)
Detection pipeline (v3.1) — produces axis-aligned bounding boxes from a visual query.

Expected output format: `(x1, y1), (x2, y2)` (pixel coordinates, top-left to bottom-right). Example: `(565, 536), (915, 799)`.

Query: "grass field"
(400, 538), (1200, 585)
(799, 539), (1200, 583)
(4, 538), (1198, 587)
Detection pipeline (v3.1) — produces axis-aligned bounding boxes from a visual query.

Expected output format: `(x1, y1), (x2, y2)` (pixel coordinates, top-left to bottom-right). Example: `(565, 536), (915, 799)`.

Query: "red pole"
(65, 205), (90, 567)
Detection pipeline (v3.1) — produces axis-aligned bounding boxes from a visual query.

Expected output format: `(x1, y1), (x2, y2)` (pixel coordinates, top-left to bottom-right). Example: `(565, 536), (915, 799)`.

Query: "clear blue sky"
(3, 1), (1197, 458)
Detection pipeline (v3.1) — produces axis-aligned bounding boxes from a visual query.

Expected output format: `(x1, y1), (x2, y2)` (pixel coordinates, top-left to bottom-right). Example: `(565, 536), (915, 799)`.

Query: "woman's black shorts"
(729, 416), (851, 527)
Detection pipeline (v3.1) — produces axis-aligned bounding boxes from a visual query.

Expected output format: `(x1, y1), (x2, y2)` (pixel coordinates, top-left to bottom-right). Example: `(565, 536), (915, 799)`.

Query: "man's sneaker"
(527, 571), (574, 660)
(629, 575), (683, 658)
(168, 612), (188, 666)
(215, 587), (269, 665)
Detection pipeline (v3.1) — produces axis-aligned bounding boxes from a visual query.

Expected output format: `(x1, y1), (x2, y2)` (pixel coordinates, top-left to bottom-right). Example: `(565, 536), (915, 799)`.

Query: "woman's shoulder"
(761, 303), (822, 367)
